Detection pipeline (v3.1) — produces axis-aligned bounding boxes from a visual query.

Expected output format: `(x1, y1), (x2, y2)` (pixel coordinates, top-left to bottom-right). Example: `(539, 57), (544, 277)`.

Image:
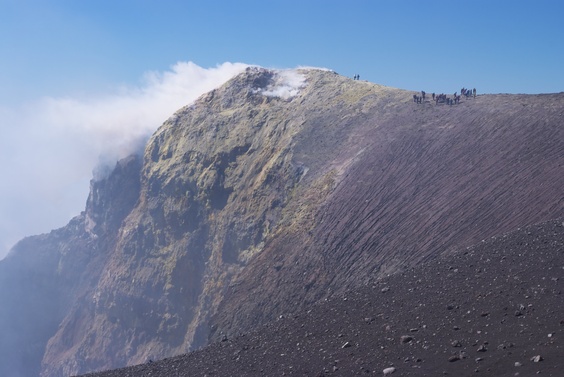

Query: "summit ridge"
(0, 68), (562, 377)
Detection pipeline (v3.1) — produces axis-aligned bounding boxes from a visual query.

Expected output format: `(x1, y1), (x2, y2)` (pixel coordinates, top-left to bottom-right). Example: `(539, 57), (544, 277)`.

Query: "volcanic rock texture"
(0, 67), (562, 377)
(82, 218), (564, 376)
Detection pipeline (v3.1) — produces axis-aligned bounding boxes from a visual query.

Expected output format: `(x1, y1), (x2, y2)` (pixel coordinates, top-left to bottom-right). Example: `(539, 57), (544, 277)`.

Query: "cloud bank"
(0, 61), (248, 259)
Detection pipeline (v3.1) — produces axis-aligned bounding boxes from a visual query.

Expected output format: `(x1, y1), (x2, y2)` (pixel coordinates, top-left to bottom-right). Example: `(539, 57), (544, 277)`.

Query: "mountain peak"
(1, 67), (563, 377)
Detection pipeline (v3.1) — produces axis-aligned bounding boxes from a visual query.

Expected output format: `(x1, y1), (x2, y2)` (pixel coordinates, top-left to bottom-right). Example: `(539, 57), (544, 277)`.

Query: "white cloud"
(0, 61), (248, 259)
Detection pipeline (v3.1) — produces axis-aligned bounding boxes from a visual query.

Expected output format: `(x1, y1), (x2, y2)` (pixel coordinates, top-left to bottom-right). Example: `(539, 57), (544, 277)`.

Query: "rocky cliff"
(0, 67), (562, 377)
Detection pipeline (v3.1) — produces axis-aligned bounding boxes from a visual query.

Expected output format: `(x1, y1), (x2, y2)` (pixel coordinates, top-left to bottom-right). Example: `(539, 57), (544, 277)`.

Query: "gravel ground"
(80, 218), (564, 377)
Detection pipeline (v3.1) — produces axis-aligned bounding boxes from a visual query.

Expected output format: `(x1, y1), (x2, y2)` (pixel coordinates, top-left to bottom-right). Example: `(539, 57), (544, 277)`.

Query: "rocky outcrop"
(1, 67), (563, 377)
(44, 68), (333, 376)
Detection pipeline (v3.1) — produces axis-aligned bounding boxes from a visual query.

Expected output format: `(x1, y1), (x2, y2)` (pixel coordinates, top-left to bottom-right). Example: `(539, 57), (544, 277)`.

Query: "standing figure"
(473, 88), (476, 98)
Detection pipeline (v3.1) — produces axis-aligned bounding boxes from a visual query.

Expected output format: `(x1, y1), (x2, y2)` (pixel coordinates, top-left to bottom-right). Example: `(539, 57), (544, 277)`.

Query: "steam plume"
(0, 61), (248, 259)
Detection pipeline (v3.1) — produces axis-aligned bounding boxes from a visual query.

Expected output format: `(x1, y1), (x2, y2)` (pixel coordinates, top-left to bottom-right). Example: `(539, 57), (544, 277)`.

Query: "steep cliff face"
(43, 68), (362, 376)
(1, 67), (563, 377)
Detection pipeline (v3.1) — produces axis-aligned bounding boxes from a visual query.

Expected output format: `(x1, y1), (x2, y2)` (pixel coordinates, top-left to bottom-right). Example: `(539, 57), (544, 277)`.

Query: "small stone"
(530, 355), (543, 363)
(342, 342), (352, 349)
(383, 367), (396, 375)
(448, 355), (460, 362)
(475, 357), (483, 362)
(400, 335), (413, 344)
(497, 342), (515, 350)
(515, 362), (522, 367)
(477, 344), (487, 352)
(381, 287), (390, 293)
(451, 340), (462, 347)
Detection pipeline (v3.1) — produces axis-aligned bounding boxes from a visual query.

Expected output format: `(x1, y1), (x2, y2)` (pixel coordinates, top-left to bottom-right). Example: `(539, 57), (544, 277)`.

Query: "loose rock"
(400, 335), (413, 344)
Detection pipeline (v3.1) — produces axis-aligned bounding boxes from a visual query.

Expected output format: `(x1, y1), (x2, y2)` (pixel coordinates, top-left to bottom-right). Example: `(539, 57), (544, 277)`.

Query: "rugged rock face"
(0, 67), (563, 377)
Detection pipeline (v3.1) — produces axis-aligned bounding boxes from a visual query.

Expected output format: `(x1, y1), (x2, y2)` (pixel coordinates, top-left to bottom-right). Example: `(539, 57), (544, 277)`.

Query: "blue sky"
(3, 0), (564, 102)
(1, 0), (563, 258)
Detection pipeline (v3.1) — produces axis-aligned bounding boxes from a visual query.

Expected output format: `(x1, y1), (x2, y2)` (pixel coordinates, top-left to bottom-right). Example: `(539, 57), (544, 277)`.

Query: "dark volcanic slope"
(82, 218), (564, 377)
(213, 89), (564, 342)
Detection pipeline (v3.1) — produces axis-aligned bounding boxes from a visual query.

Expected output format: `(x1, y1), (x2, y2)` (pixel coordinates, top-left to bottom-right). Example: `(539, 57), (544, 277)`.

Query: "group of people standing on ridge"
(413, 87), (476, 105)
(349, 74), (476, 105)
